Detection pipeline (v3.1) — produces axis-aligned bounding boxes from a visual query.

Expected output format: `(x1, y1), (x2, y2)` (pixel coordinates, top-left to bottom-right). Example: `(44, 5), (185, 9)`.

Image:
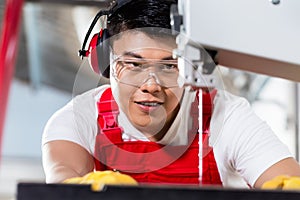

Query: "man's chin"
(133, 121), (165, 135)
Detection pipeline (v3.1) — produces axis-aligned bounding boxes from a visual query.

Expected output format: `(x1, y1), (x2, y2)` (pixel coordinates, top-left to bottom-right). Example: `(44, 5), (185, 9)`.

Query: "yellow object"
(63, 170), (138, 191)
(63, 177), (85, 184)
(283, 177), (300, 190)
(262, 175), (300, 190)
(261, 175), (289, 189)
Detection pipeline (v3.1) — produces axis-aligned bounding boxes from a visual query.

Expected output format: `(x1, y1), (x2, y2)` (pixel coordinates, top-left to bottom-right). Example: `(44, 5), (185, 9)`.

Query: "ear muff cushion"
(88, 29), (110, 78)
(97, 29), (110, 78)
(89, 33), (101, 74)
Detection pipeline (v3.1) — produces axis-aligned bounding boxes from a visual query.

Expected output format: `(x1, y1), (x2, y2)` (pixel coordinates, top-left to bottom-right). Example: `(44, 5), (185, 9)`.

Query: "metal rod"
(296, 83), (300, 161)
(24, 3), (41, 89)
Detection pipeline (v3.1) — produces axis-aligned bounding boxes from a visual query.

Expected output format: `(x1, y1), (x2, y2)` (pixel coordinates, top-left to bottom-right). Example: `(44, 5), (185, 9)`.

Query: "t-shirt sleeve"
(42, 103), (83, 147)
(214, 92), (293, 187)
(41, 88), (100, 154)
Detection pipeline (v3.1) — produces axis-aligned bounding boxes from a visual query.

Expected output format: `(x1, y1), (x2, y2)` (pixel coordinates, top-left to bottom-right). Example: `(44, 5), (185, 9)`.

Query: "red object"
(88, 32), (101, 74)
(0, 0), (24, 157)
(94, 88), (222, 186)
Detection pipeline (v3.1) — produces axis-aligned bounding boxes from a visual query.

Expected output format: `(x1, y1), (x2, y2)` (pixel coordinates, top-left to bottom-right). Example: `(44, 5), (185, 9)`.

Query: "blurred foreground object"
(17, 182), (300, 200)
(262, 175), (300, 190)
(63, 170), (138, 191)
(0, 0), (24, 160)
(175, 0), (300, 82)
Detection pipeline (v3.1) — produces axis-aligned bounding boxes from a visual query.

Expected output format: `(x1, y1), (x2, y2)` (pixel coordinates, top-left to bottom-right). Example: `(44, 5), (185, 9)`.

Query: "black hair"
(107, 0), (177, 37)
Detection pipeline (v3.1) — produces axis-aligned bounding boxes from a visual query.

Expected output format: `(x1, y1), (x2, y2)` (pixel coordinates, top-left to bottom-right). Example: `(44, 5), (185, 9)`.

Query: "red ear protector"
(78, 0), (132, 78)
(86, 29), (110, 77)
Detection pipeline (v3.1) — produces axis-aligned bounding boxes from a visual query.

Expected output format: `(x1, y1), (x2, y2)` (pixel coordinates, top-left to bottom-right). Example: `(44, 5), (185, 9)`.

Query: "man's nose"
(139, 72), (162, 93)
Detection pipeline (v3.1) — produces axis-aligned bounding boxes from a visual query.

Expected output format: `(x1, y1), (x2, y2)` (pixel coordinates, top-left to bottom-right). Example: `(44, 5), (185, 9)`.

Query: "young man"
(42, 0), (300, 188)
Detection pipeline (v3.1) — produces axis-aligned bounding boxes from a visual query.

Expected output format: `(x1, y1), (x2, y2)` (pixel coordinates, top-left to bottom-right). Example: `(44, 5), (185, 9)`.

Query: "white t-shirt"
(42, 85), (292, 188)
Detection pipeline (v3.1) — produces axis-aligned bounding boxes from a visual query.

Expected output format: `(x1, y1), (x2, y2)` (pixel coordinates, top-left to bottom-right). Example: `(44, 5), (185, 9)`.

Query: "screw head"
(270, 0), (280, 5)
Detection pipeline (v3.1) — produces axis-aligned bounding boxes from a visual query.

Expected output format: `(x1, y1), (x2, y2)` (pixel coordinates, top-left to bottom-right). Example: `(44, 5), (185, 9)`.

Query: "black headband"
(78, 0), (132, 58)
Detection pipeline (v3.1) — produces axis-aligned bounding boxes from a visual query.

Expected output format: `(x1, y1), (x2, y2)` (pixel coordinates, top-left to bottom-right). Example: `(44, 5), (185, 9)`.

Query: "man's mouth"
(135, 101), (163, 107)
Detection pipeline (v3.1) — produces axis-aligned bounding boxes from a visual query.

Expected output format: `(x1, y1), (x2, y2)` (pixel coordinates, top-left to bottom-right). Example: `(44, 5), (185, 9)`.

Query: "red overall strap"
(94, 88), (222, 186)
(94, 88), (123, 170)
(200, 90), (222, 184)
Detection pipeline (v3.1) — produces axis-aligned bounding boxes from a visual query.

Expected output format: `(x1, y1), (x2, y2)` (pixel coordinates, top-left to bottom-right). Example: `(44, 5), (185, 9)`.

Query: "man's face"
(111, 31), (184, 140)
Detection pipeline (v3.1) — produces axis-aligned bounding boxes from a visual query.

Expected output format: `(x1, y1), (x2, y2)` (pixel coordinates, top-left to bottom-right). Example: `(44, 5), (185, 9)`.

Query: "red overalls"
(94, 88), (222, 186)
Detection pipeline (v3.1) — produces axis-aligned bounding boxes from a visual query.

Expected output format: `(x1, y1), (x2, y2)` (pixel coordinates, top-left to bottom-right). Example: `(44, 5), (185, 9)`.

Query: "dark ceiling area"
(1, 0), (110, 94)
(26, 0), (108, 6)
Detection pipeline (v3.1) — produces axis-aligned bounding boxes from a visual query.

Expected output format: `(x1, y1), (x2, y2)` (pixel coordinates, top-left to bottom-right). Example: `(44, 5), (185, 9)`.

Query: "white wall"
(2, 79), (71, 158)
(251, 78), (297, 156)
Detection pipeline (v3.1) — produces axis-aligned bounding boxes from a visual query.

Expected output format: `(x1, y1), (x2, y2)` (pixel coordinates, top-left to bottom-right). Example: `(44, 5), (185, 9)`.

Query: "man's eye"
(162, 64), (178, 70)
(167, 64), (177, 69)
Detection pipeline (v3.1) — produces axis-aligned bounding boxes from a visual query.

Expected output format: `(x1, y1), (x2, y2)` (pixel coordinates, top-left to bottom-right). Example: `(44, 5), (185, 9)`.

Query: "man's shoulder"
(61, 85), (111, 114)
(73, 85), (111, 102)
(215, 90), (250, 109)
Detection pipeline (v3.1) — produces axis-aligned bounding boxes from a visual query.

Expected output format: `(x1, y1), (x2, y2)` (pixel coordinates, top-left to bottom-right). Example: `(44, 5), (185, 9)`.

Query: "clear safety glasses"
(112, 56), (181, 88)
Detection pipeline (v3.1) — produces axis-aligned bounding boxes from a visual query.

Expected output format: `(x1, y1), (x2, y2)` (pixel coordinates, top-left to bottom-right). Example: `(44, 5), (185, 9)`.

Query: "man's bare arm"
(254, 157), (300, 188)
(42, 140), (94, 183)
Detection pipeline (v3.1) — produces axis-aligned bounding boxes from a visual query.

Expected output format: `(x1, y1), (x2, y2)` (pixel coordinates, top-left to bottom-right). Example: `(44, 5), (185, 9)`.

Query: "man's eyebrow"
(121, 52), (176, 61)
(122, 52), (143, 59)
